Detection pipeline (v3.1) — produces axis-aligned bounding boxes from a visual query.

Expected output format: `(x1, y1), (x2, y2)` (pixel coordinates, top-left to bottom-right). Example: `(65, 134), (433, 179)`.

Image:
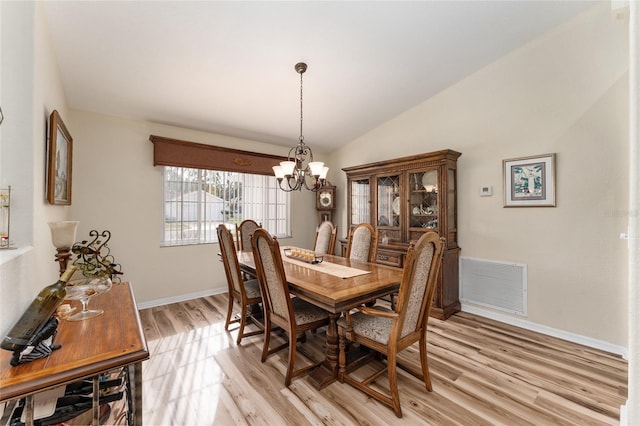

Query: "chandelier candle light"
(273, 62), (329, 192)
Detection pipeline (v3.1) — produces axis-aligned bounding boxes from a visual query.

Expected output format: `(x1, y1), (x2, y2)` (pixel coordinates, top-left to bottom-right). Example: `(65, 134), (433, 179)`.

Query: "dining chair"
(217, 224), (264, 345)
(337, 231), (445, 418)
(345, 222), (378, 263)
(236, 219), (261, 279)
(313, 221), (338, 255)
(236, 219), (261, 252)
(251, 228), (330, 387)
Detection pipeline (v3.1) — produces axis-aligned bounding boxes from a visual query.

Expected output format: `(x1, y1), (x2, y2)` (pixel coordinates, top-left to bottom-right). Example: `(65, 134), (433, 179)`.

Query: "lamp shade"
(319, 166), (329, 180)
(272, 165), (285, 179)
(48, 221), (79, 249)
(280, 161), (296, 176)
(308, 161), (324, 177)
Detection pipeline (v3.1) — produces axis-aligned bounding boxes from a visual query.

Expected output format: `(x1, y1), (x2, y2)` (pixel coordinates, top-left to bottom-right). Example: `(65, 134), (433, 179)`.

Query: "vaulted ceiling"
(42, 1), (596, 152)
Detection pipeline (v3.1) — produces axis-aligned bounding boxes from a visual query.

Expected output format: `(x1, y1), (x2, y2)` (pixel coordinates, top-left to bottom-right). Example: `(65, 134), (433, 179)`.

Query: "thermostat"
(479, 186), (493, 196)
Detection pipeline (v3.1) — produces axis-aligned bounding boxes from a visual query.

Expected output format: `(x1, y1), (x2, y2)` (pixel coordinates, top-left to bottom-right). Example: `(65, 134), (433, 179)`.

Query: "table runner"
(282, 248), (371, 279)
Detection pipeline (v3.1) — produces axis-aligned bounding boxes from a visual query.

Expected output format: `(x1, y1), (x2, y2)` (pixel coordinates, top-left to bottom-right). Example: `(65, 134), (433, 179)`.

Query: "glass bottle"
(1, 265), (77, 352)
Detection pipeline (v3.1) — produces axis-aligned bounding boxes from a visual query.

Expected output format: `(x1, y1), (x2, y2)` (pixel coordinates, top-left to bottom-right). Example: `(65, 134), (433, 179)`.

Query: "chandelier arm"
(301, 166), (325, 191)
(276, 175), (300, 192)
(287, 145), (299, 163)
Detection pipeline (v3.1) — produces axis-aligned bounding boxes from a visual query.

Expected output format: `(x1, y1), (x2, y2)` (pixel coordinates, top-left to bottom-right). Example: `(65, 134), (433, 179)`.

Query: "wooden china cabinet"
(341, 149), (461, 320)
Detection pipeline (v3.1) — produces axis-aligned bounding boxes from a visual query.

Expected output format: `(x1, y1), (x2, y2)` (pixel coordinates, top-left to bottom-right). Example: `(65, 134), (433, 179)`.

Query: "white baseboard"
(136, 286), (227, 310)
(620, 403), (627, 426)
(461, 303), (628, 359)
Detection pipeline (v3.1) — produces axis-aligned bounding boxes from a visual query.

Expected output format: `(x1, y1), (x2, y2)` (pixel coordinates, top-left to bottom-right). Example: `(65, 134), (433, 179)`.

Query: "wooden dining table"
(236, 249), (403, 390)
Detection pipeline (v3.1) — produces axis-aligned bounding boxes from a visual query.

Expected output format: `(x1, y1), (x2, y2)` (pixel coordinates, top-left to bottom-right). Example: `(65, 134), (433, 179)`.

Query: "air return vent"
(460, 257), (527, 316)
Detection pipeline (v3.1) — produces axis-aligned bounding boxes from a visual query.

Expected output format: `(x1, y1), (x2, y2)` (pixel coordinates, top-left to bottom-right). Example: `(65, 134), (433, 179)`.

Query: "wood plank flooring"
(139, 294), (627, 425)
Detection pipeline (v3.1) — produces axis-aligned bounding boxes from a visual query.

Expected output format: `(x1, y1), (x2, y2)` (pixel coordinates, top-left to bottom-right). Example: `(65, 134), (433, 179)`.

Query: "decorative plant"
(71, 229), (123, 282)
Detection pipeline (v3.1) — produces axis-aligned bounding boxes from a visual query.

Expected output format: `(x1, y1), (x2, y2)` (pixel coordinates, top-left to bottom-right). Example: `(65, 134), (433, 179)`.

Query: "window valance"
(150, 135), (287, 176)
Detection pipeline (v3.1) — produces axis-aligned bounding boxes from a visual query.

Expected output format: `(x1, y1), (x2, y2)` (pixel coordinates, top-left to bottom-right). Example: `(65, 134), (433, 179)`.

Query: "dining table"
(236, 247), (403, 390)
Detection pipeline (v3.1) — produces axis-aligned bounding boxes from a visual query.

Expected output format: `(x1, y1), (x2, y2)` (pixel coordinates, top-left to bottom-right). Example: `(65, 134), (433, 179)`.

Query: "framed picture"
(503, 153), (556, 207)
(47, 110), (73, 205)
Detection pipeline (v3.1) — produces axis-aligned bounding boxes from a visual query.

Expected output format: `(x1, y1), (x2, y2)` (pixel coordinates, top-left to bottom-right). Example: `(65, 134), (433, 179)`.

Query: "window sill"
(0, 245), (33, 266)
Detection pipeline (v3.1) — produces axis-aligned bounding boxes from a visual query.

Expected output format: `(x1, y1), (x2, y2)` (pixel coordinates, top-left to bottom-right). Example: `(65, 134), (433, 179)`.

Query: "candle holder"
(48, 221), (79, 276)
(71, 229), (123, 282)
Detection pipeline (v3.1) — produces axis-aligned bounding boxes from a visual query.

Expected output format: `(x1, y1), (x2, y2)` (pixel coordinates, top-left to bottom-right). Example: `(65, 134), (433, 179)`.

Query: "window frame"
(150, 135), (291, 247)
(161, 166), (291, 247)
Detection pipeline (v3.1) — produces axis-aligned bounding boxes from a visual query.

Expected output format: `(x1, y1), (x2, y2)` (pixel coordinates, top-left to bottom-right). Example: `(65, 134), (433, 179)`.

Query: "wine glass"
(64, 276), (112, 321)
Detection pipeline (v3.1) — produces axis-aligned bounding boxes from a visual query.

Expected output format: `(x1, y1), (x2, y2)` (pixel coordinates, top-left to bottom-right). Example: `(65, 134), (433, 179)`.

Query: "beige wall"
(0, 2), (629, 353)
(66, 111), (320, 305)
(0, 1), (322, 327)
(0, 2), (71, 335)
(331, 3), (629, 348)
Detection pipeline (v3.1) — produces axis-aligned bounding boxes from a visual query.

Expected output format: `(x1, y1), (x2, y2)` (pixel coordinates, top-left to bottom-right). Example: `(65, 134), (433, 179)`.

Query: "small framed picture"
(47, 110), (73, 205)
(503, 153), (556, 207)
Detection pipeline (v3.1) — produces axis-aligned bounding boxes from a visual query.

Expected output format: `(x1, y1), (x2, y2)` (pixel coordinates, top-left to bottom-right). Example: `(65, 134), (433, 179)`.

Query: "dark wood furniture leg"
(307, 312), (340, 389)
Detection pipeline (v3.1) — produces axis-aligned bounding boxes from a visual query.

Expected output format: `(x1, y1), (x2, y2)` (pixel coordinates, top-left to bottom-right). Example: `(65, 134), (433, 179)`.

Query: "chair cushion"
(337, 311), (393, 345)
(291, 297), (329, 325)
(243, 279), (262, 300)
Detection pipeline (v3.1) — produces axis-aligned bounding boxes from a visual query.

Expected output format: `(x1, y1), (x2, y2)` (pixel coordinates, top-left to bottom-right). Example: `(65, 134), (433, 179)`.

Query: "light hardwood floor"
(139, 294), (627, 425)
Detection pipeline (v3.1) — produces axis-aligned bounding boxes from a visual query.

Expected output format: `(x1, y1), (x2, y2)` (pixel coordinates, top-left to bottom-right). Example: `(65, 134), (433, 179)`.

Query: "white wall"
(0, 2), (71, 337)
(331, 3), (629, 348)
(66, 110), (320, 305)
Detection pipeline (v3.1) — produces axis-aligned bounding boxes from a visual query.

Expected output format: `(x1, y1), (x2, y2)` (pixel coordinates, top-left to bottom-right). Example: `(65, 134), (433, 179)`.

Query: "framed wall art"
(47, 110), (73, 205)
(503, 153), (556, 207)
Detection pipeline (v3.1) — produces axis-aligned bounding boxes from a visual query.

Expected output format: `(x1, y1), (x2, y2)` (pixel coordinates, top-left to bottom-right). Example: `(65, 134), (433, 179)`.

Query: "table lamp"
(48, 221), (79, 276)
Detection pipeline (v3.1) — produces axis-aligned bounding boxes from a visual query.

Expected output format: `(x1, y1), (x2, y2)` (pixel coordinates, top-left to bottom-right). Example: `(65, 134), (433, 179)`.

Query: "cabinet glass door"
(409, 170), (438, 237)
(376, 175), (400, 230)
(350, 178), (370, 225)
(447, 168), (457, 245)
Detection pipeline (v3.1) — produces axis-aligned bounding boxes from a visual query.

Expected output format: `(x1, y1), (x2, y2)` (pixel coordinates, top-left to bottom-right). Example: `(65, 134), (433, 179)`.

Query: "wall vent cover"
(460, 257), (527, 316)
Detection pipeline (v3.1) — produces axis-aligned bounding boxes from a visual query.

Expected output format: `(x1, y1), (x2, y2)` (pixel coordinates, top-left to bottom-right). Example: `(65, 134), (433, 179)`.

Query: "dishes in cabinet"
(392, 197), (400, 215)
(422, 171), (438, 192)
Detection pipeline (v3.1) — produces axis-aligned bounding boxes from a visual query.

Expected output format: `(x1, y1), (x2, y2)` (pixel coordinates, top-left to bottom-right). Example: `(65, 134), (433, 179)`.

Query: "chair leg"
(419, 333), (433, 391)
(236, 303), (248, 345)
(261, 319), (272, 363)
(387, 352), (402, 418)
(284, 332), (297, 387)
(338, 333), (346, 382)
(224, 296), (234, 330)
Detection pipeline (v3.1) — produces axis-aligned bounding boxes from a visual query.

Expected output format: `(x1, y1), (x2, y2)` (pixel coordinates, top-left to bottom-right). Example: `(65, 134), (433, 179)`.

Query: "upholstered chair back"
(251, 229), (291, 322)
(401, 235), (439, 337)
(237, 219), (261, 252)
(346, 223), (378, 263)
(313, 221), (337, 255)
(398, 234), (439, 338)
(217, 225), (243, 294)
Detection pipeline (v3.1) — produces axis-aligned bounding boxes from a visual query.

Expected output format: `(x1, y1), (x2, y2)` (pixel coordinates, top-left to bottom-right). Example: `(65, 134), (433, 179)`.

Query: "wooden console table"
(0, 282), (149, 425)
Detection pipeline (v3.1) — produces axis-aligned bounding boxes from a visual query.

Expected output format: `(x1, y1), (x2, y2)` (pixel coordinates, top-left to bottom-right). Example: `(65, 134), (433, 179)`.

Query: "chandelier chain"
(299, 68), (304, 144)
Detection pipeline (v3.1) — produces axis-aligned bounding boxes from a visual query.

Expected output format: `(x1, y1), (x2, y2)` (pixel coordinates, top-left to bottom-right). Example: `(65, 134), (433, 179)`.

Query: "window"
(162, 166), (290, 246)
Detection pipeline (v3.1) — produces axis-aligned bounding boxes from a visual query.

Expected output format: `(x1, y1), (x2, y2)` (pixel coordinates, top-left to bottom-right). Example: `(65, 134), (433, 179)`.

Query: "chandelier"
(272, 62), (328, 192)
